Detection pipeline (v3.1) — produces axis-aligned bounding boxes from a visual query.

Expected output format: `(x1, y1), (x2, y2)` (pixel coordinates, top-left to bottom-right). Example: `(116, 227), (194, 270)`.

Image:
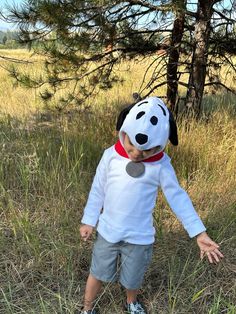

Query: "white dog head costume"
(116, 96), (178, 151)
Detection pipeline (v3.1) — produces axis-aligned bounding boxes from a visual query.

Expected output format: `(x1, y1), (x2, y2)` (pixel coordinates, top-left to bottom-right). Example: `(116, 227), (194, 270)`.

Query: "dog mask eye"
(136, 111), (145, 119)
(150, 116), (158, 125)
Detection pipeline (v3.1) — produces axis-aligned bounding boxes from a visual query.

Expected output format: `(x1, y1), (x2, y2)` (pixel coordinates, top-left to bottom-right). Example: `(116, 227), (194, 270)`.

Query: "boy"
(79, 97), (223, 314)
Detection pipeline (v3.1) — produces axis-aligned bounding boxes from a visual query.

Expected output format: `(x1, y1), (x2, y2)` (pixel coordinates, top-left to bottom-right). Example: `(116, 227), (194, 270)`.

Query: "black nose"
(135, 133), (148, 145)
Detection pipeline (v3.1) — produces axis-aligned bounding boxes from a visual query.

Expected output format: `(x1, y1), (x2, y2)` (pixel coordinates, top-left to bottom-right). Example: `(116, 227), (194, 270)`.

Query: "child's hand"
(196, 231), (224, 263)
(80, 224), (94, 241)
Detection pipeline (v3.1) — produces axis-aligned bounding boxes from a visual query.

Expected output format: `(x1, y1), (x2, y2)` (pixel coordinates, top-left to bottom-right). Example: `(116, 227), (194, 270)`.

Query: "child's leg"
(126, 289), (138, 303)
(83, 274), (102, 311)
(119, 242), (153, 305)
(82, 233), (120, 311)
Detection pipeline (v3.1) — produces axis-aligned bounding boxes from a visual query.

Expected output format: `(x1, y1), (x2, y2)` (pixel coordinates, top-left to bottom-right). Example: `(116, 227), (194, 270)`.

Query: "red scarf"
(114, 140), (164, 162)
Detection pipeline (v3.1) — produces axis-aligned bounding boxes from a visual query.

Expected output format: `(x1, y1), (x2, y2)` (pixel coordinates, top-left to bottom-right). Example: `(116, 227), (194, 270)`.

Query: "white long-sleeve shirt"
(81, 144), (206, 244)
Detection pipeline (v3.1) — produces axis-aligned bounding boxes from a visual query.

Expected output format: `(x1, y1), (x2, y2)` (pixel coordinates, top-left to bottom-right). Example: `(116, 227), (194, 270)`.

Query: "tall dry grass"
(0, 49), (235, 313)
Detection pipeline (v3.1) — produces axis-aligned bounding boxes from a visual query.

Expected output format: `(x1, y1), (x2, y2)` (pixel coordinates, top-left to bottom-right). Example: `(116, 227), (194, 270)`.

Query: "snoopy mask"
(117, 96), (178, 152)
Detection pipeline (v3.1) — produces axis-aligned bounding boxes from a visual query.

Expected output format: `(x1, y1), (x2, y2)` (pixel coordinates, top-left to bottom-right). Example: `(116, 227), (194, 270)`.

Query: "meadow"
(0, 49), (235, 313)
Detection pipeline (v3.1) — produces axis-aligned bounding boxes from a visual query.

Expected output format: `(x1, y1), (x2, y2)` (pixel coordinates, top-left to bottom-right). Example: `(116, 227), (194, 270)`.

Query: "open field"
(0, 49), (236, 313)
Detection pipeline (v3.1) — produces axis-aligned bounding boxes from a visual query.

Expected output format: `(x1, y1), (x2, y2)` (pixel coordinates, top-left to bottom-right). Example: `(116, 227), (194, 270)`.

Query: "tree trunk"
(185, 0), (214, 117)
(167, 5), (186, 116)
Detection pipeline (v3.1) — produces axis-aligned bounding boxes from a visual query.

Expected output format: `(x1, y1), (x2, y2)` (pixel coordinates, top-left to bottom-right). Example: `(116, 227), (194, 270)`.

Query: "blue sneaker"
(125, 301), (146, 314)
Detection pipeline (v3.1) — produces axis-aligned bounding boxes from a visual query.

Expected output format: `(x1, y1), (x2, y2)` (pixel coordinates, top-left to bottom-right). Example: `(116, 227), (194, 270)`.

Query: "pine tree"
(3, 0), (236, 115)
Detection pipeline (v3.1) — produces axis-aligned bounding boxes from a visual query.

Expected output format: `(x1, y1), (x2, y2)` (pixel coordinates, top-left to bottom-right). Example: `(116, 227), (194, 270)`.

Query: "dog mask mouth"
(152, 145), (162, 153)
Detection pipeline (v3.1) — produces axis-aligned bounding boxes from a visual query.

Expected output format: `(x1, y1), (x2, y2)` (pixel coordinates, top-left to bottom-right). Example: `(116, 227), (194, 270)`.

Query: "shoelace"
(128, 302), (146, 314)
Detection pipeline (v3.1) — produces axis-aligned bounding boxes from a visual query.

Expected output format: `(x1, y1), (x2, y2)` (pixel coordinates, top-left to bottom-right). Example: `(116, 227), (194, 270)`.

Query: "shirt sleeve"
(159, 159), (206, 238)
(81, 150), (108, 227)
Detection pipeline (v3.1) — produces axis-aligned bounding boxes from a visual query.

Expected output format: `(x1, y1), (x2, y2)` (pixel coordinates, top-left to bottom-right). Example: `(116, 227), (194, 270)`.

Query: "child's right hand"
(80, 224), (94, 241)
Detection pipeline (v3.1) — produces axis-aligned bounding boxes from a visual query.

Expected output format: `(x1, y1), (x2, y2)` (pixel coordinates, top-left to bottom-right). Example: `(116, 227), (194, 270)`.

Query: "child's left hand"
(196, 231), (224, 263)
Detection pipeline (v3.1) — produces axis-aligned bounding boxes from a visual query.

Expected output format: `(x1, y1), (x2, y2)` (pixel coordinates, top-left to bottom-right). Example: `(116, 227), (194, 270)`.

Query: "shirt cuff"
(185, 220), (206, 238)
(81, 214), (98, 227)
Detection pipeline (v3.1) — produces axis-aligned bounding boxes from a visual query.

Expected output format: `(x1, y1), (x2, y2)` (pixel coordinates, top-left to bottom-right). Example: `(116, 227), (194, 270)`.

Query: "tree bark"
(167, 4), (186, 116)
(185, 0), (214, 117)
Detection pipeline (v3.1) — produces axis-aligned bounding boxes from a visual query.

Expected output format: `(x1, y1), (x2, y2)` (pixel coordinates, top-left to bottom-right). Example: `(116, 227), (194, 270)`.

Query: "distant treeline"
(0, 30), (24, 49)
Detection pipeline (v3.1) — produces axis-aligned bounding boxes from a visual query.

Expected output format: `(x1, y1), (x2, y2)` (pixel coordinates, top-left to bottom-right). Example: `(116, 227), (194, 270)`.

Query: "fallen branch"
(0, 54), (34, 64)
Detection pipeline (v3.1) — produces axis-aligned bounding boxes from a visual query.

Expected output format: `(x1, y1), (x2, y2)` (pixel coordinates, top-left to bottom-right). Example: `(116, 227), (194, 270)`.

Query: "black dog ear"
(168, 109), (178, 145)
(116, 92), (142, 131)
(116, 103), (135, 131)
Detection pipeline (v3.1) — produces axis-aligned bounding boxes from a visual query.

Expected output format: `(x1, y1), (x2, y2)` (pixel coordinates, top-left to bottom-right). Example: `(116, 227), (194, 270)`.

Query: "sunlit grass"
(0, 49), (235, 313)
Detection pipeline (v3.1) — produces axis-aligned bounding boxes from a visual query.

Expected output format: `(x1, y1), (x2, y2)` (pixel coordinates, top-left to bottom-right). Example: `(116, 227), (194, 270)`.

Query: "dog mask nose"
(135, 133), (148, 145)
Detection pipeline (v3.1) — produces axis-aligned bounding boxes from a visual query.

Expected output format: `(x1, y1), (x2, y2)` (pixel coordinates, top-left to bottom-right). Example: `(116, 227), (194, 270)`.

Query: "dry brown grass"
(0, 49), (235, 313)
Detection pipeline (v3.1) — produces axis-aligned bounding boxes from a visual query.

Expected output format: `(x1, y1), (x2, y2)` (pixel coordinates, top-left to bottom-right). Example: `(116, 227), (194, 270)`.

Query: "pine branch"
(116, 29), (172, 40)
(221, 55), (236, 72)
(126, 0), (171, 11)
(0, 55), (33, 64)
(142, 81), (168, 98)
(112, 8), (153, 22)
(139, 54), (167, 94)
(213, 8), (235, 22)
(204, 82), (236, 94)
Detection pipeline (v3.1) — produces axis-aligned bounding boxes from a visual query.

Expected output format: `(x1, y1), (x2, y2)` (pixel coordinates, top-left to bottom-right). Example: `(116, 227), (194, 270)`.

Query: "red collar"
(114, 140), (164, 162)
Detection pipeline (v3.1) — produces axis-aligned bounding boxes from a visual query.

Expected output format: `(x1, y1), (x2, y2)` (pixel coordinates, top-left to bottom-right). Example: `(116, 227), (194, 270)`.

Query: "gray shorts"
(90, 233), (153, 290)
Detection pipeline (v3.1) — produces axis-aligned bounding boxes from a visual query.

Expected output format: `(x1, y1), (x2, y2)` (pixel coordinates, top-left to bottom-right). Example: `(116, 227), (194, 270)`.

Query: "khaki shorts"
(90, 233), (153, 290)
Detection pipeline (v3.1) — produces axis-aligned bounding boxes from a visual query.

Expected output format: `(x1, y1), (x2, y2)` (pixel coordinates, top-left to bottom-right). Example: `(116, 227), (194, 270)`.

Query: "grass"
(0, 49), (236, 313)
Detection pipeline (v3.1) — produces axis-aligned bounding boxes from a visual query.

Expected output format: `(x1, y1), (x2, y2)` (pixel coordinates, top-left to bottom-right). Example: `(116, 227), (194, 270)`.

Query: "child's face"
(123, 133), (161, 162)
